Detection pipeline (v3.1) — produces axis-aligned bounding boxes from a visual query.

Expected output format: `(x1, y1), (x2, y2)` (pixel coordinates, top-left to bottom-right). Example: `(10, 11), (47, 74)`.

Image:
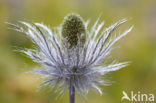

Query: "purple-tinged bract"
(7, 15), (133, 97)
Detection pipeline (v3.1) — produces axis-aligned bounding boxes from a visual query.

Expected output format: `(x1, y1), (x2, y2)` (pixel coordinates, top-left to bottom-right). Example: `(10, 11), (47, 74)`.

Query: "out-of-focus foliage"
(0, 0), (156, 103)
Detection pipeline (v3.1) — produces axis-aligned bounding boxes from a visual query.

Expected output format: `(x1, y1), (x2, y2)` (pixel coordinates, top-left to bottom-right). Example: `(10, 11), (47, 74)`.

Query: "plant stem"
(69, 81), (75, 103)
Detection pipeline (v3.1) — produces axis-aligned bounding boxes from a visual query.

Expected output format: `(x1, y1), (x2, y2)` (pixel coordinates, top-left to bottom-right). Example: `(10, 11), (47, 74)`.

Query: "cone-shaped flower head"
(7, 14), (133, 96)
(62, 13), (86, 48)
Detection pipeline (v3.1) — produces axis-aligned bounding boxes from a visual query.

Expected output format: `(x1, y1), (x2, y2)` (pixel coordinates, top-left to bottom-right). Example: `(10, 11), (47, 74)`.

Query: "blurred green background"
(0, 0), (156, 103)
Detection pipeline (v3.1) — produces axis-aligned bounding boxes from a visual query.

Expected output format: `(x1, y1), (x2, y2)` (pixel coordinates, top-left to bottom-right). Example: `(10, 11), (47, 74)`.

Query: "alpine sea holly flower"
(7, 13), (133, 103)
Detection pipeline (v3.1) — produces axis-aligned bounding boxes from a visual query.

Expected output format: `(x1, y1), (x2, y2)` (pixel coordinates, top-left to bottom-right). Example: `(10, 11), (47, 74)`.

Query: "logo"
(121, 91), (154, 102)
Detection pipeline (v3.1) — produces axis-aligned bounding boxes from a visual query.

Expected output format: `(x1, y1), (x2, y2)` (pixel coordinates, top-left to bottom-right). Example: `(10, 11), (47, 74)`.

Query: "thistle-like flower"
(7, 13), (133, 103)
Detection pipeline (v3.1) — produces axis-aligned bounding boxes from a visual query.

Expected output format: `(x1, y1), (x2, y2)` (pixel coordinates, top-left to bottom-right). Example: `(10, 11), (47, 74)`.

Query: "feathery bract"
(7, 15), (133, 97)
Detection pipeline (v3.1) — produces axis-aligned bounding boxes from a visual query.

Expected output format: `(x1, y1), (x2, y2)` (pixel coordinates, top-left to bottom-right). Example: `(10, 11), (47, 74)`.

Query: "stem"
(69, 81), (75, 103)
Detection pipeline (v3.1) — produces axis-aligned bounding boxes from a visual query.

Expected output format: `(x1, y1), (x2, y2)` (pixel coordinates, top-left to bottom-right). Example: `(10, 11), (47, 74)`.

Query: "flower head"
(7, 14), (133, 96)
(62, 13), (86, 48)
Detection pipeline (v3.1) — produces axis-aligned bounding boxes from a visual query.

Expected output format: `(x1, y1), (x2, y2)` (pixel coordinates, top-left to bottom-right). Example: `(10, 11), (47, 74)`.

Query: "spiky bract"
(7, 16), (133, 97)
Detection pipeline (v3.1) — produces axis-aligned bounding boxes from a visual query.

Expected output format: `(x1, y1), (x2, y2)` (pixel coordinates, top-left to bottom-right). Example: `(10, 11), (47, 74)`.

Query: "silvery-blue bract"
(7, 17), (133, 96)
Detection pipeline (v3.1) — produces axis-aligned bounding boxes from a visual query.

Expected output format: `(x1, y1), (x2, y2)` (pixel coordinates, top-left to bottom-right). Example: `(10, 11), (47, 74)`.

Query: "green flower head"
(61, 13), (86, 48)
